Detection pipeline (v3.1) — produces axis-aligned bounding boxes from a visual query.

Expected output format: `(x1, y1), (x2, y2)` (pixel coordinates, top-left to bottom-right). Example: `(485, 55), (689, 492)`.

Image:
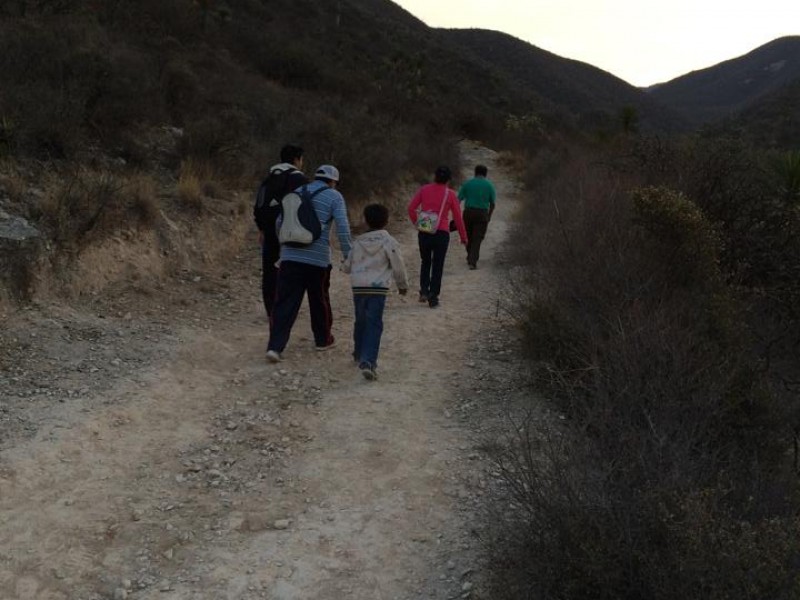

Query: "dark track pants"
(418, 230), (450, 302)
(267, 261), (333, 353)
(463, 207), (490, 267)
(261, 245), (279, 317)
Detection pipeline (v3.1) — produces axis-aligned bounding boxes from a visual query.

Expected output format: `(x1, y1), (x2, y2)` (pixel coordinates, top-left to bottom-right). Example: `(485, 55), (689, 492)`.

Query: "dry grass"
(125, 173), (160, 227)
(0, 165), (28, 205)
(177, 159), (210, 212)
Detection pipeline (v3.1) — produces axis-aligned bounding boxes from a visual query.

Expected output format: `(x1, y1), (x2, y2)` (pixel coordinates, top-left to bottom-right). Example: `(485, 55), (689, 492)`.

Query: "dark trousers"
(418, 230), (450, 301)
(353, 294), (386, 369)
(261, 243), (280, 317)
(463, 207), (490, 267)
(268, 261), (334, 353)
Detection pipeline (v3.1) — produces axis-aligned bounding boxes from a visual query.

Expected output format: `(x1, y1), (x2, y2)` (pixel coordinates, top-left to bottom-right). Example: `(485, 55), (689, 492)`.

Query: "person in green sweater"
(457, 164), (496, 269)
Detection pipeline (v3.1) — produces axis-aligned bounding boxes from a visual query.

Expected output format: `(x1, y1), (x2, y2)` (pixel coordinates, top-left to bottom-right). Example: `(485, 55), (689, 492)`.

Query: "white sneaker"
(266, 350), (283, 363)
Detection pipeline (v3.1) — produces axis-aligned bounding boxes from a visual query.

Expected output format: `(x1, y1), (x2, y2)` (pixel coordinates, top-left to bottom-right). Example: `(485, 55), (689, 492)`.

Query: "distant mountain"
(648, 36), (800, 127)
(440, 28), (687, 133)
(708, 78), (800, 149)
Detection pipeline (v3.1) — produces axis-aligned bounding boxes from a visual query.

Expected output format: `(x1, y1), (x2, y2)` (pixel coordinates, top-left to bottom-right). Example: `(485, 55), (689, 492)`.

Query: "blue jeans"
(352, 294), (386, 369)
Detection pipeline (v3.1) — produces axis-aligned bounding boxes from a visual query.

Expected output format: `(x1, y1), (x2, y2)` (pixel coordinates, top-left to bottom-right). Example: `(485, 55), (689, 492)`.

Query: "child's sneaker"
(359, 362), (377, 381)
(266, 350), (283, 363)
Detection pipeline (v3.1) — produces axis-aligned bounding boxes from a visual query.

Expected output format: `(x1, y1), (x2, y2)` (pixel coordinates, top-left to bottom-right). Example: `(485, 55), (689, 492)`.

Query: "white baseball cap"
(314, 164), (340, 182)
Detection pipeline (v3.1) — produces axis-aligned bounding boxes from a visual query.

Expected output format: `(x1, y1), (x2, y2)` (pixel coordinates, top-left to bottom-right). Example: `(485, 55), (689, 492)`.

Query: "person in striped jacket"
(266, 165), (352, 363)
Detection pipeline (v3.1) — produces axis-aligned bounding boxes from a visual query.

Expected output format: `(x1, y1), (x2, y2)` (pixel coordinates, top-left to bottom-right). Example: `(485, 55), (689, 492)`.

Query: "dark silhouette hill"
(649, 36), (800, 128)
(709, 79), (800, 149)
(440, 28), (688, 133)
(0, 0), (692, 178)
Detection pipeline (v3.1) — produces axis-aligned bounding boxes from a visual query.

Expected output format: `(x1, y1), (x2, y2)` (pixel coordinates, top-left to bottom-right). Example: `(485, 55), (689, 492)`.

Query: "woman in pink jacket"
(407, 166), (468, 308)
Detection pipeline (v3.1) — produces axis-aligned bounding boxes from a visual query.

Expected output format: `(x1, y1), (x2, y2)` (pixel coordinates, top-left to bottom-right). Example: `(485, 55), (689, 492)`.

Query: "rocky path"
(0, 142), (520, 600)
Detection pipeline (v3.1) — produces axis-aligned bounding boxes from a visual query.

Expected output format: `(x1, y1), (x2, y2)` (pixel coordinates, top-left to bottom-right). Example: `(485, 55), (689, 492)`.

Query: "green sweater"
(457, 177), (496, 211)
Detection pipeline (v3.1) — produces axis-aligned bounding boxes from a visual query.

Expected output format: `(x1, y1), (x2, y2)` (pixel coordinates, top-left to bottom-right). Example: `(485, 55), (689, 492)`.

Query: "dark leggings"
(418, 230), (450, 301)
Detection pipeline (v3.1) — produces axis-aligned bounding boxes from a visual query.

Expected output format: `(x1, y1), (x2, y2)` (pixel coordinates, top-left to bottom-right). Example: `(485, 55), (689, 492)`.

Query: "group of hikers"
(254, 144), (497, 381)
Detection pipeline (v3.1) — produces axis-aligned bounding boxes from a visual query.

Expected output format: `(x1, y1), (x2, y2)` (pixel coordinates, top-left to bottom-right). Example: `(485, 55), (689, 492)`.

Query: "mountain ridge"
(648, 36), (800, 127)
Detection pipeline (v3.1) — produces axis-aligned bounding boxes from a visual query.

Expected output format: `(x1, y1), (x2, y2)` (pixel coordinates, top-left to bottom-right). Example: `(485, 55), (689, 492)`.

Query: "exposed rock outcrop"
(0, 209), (43, 301)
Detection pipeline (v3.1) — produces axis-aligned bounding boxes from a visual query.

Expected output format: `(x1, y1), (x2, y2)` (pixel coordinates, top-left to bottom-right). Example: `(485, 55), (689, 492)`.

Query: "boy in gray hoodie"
(342, 204), (409, 380)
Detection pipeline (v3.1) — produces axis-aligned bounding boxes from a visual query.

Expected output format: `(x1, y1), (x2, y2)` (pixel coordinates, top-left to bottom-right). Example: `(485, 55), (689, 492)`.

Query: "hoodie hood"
(355, 230), (392, 256)
(343, 229), (408, 293)
(269, 162), (298, 175)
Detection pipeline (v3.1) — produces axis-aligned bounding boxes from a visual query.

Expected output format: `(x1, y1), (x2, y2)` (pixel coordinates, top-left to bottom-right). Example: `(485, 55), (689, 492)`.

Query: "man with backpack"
(266, 165), (352, 363)
(254, 144), (308, 317)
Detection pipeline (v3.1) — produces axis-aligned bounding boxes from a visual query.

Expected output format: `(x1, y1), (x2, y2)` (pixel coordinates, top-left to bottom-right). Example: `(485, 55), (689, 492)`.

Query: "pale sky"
(391, 0), (800, 87)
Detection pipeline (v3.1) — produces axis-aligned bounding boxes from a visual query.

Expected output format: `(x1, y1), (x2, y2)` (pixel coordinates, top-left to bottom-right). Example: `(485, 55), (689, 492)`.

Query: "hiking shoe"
(428, 297), (440, 309)
(360, 365), (378, 381)
(468, 263), (477, 270)
(315, 339), (337, 352)
(266, 350), (283, 363)
(418, 294), (428, 303)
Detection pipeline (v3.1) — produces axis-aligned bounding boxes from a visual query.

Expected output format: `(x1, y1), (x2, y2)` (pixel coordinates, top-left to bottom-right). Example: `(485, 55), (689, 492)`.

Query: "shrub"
(160, 58), (200, 123)
(37, 169), (124, 252)
(0, 115), (16, 158)
(176, 160), (207, 213)
(125, 173), (160, 227)
(771, 150), (800, 205)
(488, 138), (800, 599)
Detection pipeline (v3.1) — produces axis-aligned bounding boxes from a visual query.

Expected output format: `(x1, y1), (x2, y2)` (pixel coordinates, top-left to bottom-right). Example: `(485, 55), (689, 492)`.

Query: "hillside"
(0, 0), (549, 172)
(441, 28), (688, 133)
(703, 78), (800, 149)
(649, 36), (800, 127)
(0, 0), (696, 303)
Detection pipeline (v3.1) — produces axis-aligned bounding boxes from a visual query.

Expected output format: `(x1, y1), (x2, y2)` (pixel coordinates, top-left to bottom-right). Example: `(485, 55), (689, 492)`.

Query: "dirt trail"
(0, 142), (519, 600)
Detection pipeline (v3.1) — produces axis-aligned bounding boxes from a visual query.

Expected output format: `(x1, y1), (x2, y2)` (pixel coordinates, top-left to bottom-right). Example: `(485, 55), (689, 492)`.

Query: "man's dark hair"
(434, 166), (451, 184)
(280, 144), (304, 164)
(475, 164), (488, 177)
(364, 203), (389, 230)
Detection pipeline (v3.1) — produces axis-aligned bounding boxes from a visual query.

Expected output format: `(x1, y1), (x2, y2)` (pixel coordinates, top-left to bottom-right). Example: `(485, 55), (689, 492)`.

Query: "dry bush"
(176, 161), (206, 213)
(175, 157), (236, 214)
(36, 169), (124, 251)
(125, 173), (160, 227)
(0, 165), (28, 205)
(33, 168), (168, 256)
(487, 140), (800, 599)
(484, 411), (800, 600)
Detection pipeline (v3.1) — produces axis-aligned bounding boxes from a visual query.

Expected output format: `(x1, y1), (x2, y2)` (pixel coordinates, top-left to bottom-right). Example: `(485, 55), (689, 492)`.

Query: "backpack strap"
(301, 185), (331, 223)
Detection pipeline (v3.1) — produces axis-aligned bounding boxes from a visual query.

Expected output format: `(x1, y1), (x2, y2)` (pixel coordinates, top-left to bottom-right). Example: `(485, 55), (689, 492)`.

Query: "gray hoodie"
(342, 229), (408, 294)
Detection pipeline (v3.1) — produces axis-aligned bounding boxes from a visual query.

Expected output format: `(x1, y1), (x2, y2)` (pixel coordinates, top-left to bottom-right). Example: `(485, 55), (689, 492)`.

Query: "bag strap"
(436, 187), (449, 224)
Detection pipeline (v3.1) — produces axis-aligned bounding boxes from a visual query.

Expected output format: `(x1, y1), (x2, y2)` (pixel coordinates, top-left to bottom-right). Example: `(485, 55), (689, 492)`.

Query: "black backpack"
(278, 185), (326, 247)
(253, 169), (293, 232)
